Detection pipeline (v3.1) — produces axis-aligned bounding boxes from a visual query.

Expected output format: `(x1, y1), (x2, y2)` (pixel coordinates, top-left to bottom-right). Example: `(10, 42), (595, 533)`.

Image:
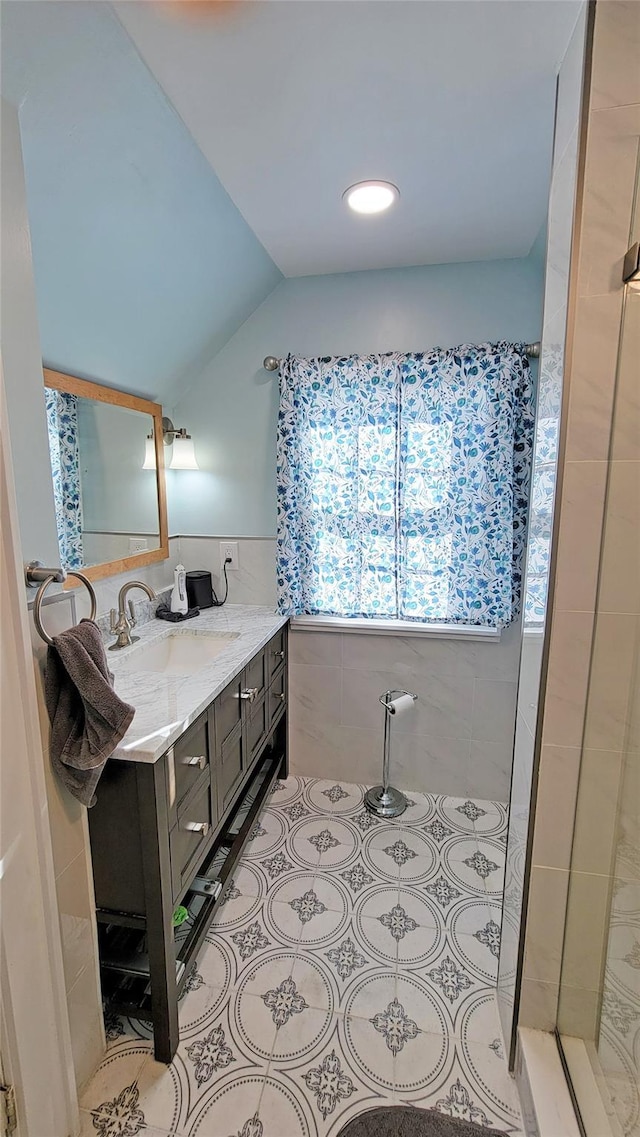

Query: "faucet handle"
(128, 599), (137, 627)
(110, 608), (117, 633)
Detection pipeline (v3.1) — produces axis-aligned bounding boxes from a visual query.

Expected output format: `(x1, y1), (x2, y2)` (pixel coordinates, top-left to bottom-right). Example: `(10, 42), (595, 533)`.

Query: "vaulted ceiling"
(117, 0), (582, 276)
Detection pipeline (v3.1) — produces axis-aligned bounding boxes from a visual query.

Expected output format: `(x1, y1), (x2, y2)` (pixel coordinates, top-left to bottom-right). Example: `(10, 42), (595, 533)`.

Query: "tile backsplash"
(176, 535), (277, 608)
(94, 587), (171, 638)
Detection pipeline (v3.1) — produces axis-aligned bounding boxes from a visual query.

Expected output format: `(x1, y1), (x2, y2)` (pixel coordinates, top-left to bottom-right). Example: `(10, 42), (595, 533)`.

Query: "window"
(276, 345), (534, 630)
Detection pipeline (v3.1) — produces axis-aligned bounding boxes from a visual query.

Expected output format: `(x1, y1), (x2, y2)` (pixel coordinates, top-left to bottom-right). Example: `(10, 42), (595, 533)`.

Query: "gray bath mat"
(337, 1105), (504, 1136)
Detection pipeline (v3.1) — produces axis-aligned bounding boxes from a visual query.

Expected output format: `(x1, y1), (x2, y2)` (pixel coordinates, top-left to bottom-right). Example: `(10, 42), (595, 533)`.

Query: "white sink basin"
(120, 632), (239, 676)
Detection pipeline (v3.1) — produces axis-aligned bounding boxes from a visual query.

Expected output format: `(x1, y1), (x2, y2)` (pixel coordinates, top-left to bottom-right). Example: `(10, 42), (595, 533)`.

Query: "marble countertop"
(107, 604), (288, 764)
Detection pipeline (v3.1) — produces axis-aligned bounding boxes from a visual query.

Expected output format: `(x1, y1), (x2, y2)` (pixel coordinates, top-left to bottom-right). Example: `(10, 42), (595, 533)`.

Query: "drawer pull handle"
(272, 650), (285, 659)
(236, 687), (259, 703)
(182, 755), (207, 770)
(274, 691), (286, 701)
(181, 820), (209, 836)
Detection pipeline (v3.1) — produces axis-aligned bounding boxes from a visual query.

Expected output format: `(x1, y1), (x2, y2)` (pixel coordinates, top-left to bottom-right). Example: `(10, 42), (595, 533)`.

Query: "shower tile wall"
(513, 0), (640, 1039)
(560, 160), (640, 1072)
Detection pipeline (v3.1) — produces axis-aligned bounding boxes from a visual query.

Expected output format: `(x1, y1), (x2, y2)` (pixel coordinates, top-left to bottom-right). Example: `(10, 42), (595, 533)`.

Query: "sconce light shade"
(145, 416), (198, 470)
(142, 433), (156, 470)
(169, 432), (199, 470)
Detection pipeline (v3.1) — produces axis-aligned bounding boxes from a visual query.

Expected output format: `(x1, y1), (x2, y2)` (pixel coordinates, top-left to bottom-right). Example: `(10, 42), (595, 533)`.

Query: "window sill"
(290, 615), (501, 641)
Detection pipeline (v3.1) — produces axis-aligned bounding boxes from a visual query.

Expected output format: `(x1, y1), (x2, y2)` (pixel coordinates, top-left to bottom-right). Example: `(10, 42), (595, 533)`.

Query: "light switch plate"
(221, 541), (239, 571)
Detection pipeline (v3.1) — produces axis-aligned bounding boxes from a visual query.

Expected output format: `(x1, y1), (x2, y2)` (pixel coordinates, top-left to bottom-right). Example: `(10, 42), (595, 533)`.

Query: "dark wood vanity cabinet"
(88, 626), (288, 1063)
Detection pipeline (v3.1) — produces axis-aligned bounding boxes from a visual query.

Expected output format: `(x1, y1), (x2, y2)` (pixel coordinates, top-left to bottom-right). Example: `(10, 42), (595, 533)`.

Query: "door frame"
(0, 359), (79, 1136)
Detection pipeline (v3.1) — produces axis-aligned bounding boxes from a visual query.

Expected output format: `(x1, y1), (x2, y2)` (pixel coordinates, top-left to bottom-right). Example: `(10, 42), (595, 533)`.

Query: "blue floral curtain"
(45, 388), (84, 570)
(276, 344), (534, 629)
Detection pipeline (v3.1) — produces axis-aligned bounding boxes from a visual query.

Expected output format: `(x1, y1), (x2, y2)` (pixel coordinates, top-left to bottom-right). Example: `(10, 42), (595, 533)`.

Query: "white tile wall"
(171, 535), (521, 799)
(289, 622), (521, 800)
(176, 536), (277, 607)
(173, 536), (522, 799)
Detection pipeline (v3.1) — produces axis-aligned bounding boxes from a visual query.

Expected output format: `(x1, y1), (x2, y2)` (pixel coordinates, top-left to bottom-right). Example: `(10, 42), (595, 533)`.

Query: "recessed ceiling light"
(343, 180), (399, 215)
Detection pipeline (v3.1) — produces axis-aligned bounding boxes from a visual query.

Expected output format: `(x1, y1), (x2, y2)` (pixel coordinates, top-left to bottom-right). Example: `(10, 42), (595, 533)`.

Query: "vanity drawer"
(218, 725), (246, 816)
(269, 667), (287, 727)
(247, 695), (268, 761)
(215, 672), (243, 747)
(171, 780), (213, 899)
(267, 629), (286, 680)
(169, 713), (210, 813)
(245, 647), (267, 702)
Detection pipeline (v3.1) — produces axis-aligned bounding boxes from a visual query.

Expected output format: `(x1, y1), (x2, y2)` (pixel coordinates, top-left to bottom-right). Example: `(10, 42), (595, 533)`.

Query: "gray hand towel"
(45, 618), (135, 807)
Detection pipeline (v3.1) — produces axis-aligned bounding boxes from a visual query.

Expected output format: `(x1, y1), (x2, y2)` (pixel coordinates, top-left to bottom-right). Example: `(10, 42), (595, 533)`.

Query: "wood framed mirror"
(43, 367), (169, 583)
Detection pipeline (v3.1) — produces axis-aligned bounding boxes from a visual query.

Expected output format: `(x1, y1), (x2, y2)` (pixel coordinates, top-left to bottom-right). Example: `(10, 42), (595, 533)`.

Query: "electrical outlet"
(220, 541), (239, 571)
(129, 537), (148, 555)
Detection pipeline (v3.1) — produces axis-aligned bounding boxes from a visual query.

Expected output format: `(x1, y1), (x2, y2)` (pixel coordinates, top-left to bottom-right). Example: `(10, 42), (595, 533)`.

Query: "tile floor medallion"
(80, 777), (523, 1136)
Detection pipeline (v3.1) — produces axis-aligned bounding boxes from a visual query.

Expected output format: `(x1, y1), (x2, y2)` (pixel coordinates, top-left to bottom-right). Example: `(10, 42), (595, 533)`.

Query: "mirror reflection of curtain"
(45, 388), (84, 569)
(523, 344), (562, 627)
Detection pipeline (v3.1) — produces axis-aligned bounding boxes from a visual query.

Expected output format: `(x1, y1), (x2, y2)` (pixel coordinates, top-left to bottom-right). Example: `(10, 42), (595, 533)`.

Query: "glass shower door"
(558, 158), (640, 1136)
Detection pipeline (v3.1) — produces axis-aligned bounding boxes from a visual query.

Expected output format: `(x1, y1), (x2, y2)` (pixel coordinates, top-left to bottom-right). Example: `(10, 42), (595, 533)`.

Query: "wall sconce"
(142, 432), (157, 470)
(169, 428), (198, 470)
(142, 417), (199, 470)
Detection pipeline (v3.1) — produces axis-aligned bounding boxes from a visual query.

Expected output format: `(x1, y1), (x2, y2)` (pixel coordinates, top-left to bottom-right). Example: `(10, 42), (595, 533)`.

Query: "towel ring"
(31, 569), (98, 646)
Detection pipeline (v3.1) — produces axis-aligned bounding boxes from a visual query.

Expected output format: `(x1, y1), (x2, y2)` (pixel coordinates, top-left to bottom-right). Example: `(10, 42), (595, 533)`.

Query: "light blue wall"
(1, 1), (545, 544)
(170, 256), (545, 537)
(1, 1), (282, 405)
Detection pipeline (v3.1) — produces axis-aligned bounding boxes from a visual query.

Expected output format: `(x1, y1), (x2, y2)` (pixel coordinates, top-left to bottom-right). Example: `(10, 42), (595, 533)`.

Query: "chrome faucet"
(109, 581), (157, 650)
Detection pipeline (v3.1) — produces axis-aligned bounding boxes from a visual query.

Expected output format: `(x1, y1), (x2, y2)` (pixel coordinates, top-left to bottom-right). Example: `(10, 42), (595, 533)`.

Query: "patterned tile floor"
(80, 777), (523, 1137)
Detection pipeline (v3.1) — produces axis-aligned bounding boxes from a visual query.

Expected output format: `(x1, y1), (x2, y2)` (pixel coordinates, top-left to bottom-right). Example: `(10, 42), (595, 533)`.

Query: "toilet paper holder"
(364, 690), (418, 819)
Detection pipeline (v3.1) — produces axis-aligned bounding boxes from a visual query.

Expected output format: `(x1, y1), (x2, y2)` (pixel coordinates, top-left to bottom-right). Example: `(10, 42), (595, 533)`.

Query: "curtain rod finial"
(263, 356), (280, 372)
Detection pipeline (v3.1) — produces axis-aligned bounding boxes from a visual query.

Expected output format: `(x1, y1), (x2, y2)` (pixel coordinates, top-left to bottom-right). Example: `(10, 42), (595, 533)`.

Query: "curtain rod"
(263, 342), (541, 371)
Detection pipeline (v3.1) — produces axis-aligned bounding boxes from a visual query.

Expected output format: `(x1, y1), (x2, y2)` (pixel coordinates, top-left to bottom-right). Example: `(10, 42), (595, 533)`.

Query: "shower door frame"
(557, 187), (640, 1137)
(500, 0), (595, 1072)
